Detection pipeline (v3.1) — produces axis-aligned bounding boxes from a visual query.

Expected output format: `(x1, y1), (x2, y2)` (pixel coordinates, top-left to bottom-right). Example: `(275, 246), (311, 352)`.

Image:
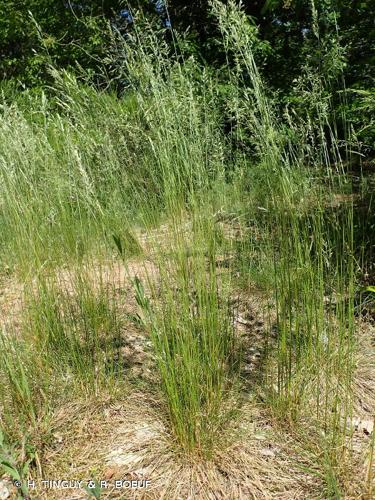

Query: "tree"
(0, 1), (119, 85)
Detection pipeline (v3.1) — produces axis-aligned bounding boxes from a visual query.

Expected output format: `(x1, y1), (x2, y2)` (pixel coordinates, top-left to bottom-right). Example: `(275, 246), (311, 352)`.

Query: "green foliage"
(84, 480), (102, 499)
(0, 0), (114, 85)
(346, 88), (375, 153)
(0, 2), (372, 495)
(0, 430), (33, 499)
(0, 0), (373, 155)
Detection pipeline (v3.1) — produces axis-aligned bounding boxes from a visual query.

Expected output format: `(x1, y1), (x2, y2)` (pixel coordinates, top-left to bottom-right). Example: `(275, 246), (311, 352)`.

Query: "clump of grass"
(0, 333), (42, 430)
(212, 0), (358, 491)
(0, 263), (128, 452)
(23, 270), (125, 391)
(133, 210), (238, 457)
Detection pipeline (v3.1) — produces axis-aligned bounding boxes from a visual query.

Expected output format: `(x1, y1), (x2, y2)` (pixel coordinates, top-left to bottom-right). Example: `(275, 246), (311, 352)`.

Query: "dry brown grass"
(33, 391), (322, 499)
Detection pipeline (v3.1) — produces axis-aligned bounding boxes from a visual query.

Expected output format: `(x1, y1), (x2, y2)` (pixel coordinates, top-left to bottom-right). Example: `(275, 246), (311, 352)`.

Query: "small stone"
(360, 419), (374, 435)
(260, 448), (276, 457)
(0, 481), (10, 500)
(53, 432), (63, 444)
(348, 416), (374, 435)
(103, 466), (119, 480)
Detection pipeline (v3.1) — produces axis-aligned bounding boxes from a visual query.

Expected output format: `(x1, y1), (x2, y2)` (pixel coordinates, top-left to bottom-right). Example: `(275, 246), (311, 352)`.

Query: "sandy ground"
(0, 236), (374, 498)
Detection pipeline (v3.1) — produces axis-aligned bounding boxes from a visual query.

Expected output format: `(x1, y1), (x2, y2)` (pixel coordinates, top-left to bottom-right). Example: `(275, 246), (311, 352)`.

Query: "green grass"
(133, 209), (238, 456)
(0, 1), (372, 496)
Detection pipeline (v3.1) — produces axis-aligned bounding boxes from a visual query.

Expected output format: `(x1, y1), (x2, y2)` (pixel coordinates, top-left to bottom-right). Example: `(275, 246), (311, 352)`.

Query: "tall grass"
(0, 0), (369, 493)
(133, 209), (237, 456)
(0, 263), (126, 444)
(213, 1), (358, 489)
